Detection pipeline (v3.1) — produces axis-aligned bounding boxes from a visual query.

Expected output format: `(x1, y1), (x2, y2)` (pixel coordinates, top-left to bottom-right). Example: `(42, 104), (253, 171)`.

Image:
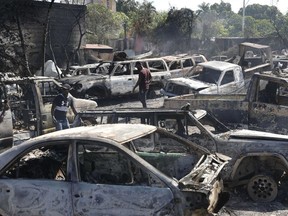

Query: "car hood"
(60, 74), (106, 84)
(168, 77), (213, 91)
(227, 129), (288, 141)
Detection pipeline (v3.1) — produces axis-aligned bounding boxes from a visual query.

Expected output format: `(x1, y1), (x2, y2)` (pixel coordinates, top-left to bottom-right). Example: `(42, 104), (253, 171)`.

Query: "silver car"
(0, 124), (228, 215)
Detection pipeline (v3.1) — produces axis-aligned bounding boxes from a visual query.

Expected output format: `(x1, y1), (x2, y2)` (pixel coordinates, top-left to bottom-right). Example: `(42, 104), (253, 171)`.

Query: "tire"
(247, 174), (278, 202)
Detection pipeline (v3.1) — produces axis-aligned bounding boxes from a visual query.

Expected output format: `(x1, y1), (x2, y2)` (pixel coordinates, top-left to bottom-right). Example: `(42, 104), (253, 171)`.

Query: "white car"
(0, 124), (229, 215)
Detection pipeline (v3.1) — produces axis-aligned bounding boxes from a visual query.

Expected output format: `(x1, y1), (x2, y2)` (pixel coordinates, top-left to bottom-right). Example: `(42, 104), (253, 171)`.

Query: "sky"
(136, 0), (288, 14)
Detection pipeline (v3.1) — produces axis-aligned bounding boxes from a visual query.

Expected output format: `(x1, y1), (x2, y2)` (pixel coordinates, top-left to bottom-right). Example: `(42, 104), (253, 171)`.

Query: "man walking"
(51, 83), (77, 130)
(132, 61), (152, 108)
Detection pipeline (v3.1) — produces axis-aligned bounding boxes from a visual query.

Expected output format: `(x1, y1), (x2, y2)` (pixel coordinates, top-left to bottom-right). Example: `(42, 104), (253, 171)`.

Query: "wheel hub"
(247, 175), (278, 202)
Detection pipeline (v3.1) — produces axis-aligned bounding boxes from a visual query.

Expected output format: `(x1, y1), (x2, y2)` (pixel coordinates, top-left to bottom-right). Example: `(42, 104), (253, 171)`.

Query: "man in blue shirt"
(51, 84), (77, 130)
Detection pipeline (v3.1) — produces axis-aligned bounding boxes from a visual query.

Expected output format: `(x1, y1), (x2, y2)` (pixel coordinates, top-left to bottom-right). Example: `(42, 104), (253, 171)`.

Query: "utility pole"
(123, 21), (127, 50)
(242, 0), (246, 37)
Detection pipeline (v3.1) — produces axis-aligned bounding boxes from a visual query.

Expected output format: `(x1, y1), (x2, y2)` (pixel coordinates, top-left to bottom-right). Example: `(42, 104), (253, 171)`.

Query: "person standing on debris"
(132, 61), (152, 108)
(51, 84), (77, 130)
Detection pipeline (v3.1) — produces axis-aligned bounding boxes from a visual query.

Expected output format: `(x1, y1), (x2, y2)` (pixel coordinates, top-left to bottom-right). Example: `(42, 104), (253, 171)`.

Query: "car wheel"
(247, 174), (278, 202)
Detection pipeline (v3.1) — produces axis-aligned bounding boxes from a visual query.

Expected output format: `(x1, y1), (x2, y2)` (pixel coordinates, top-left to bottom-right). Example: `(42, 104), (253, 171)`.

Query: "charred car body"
(60, 58), (171, 100)
(76, 107), (288, 202)
(164, 70), (288, 135)
(0, 124), (228, 215)
(161, 54), (207, 78)
(160, 61), (246, 97)
(1, 75), (97, 146)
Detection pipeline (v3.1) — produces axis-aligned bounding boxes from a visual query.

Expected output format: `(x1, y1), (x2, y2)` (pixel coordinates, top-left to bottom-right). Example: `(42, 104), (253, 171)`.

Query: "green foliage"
(129, 0), (156, 36)
(88, 1), (288, 53)
(243, 16), (257, 38)
(239, 4), (280, 20)
(225, 13), (243, 36)
(86, 4), (129, 43)
(255, 19), (275, 37)
(116, 0), (139, 15)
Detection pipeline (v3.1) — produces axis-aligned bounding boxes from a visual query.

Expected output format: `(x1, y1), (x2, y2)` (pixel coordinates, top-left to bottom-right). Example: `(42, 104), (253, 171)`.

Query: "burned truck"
(1, 75), (97, 146)
(164, 70), (288, 135)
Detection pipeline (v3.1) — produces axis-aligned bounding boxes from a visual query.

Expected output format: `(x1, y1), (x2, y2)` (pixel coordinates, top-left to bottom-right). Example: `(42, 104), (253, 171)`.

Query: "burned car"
(161, 54), (207, 78)
(160, 61), (246, 97)
(0, 124), (228, 215)
(76, 107), (288, 202)
(60, 58), (171, 100)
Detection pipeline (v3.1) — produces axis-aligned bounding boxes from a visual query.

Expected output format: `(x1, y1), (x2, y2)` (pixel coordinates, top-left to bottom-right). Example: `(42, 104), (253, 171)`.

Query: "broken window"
(1, 143), (69, 180)
(221, 70), (234, 85)
(113, 64), (130, 76)
(169, 60), (181, 70)
(182, 58), (194, 68)
(77, 141), (163, 186)
(195, 68), (222, 84)
(148, 60), (165, 72)
(131, 131), (199, 179)
(256, 80), (285, 104)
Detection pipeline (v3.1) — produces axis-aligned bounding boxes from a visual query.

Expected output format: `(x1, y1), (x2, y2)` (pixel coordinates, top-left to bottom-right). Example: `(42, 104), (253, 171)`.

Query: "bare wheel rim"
(247, 174), (278, 202)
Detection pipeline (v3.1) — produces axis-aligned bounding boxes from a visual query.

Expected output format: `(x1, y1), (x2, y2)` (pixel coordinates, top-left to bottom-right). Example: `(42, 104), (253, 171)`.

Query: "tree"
(197, 2), (210, 13)
(153, 8), (196, 53)
(129, 0), (156, 37)
(269, 13), (288, 47)
(210, 1), (233, 19)
(86, 4), (127, 44)
(116, 0), (139, 15)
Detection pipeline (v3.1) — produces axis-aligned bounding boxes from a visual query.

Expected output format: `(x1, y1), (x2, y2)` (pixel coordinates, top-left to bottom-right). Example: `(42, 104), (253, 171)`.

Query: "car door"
(218, 69), (237, 94)
(0, 142), (73, 216)
(248, 79), (288, 134)
(110, 63), (136, 95)
(72, 141), (175, 216)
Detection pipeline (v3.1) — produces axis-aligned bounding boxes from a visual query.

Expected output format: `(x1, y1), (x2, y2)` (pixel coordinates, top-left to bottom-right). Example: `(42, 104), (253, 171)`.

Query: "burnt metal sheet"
(0, 180), (72, 215)
(73, 183), (173, 215)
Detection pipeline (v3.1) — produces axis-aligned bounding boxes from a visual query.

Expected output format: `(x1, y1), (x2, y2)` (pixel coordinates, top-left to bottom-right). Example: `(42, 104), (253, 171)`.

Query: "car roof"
(198, 61), (240, 71)
(31, 124), (157, 145)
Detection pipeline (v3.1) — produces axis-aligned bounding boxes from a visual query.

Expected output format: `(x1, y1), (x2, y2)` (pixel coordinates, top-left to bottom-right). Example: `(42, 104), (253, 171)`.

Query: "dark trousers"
(139, 89), (148, 108)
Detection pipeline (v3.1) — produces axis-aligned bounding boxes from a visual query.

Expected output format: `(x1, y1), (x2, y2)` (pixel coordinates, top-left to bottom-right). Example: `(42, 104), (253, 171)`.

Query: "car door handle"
(128, 78), (132, 81)
(74, 194), (80, 198)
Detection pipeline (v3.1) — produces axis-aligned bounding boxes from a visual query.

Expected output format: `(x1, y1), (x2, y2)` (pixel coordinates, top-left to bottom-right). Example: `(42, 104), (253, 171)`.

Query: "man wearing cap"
(51, 84), (77, 130)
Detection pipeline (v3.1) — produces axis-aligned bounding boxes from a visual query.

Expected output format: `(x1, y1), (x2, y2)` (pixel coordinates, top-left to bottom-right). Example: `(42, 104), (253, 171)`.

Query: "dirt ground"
(97, 93), (288, 216)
